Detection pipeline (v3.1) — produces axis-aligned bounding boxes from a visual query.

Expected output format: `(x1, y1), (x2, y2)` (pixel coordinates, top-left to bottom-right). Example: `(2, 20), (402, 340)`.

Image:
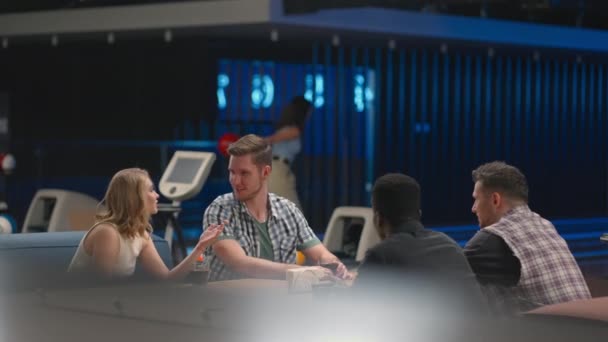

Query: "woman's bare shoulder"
(87, 223), (120, 241)
(83, 222), (121, 252)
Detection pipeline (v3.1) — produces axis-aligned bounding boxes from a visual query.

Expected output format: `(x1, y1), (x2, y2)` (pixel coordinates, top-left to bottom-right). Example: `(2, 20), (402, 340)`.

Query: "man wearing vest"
(464, 161), (590, 313)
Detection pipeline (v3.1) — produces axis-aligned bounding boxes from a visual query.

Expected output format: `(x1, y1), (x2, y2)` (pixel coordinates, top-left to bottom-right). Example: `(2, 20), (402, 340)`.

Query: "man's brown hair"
(472, 161), (528, 203)
(227, 134), (272, 167)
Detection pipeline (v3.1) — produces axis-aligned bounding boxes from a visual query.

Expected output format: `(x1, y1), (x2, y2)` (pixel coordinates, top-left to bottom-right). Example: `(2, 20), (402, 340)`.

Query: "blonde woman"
(68, 168), (224, 280)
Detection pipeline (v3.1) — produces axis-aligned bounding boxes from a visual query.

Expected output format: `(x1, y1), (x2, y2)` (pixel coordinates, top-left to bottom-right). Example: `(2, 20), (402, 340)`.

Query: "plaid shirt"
(202, 192), (320, 281)
(479, 205), (590, 310)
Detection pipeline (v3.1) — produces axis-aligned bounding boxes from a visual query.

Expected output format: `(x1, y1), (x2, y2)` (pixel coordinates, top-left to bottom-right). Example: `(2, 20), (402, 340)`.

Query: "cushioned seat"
(0, 231), (172, 291)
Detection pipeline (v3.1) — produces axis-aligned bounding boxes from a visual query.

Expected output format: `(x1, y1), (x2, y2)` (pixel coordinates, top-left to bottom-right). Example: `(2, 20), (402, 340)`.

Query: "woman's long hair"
(95, 168), (152, 239)
(275, 95), (312, 132)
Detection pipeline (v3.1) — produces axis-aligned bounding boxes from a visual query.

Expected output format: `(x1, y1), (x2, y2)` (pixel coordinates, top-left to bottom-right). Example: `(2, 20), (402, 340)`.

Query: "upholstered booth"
(0, 231), (172, 291)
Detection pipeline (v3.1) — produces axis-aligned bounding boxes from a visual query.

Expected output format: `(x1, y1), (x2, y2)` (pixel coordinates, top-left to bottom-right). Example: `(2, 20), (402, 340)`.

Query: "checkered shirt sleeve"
(268, 194), (319, 251)
(202, 195), (240, 281)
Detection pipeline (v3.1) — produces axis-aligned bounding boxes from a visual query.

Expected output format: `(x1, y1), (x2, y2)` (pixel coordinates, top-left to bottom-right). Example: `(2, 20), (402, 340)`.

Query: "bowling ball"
(218, 133), (239, 157)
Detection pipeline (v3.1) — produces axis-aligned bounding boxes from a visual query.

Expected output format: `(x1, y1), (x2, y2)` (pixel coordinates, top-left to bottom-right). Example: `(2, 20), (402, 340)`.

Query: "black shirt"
(464, 230), (521, 287)
(354, 220), (487, 313)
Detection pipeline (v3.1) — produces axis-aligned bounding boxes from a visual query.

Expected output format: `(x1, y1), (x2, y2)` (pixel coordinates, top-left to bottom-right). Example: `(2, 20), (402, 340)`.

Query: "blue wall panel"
(367, 47), (608, 224)
(214, 41), (608, 236)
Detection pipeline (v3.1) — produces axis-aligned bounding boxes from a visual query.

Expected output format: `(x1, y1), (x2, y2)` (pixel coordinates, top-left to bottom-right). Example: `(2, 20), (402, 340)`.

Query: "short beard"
(235, 180), (263, 202)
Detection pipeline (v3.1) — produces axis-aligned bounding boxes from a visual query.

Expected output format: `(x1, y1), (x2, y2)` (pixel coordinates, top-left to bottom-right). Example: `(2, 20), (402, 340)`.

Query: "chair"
(21, 189), (100, 233)
(322, 206), (380, 262)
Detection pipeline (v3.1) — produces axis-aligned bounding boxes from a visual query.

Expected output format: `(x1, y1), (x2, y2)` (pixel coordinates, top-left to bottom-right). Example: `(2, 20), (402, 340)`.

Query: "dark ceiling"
(283, 0), (608, 30)
(1, 0), (608, 30)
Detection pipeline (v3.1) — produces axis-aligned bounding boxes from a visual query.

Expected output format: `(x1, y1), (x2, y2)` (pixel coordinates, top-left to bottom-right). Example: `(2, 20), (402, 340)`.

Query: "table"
(527, 297), (608, 323)
(207, 279), (290, 295)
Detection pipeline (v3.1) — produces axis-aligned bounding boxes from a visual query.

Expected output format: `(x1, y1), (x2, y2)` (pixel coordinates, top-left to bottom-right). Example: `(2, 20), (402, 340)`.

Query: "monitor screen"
(166, 157), (205, 184)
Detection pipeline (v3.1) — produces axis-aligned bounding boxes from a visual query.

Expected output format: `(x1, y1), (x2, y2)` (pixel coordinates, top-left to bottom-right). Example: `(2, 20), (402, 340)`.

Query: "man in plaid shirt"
(464, 161), (590, 313)
(203, 134), (350, 282)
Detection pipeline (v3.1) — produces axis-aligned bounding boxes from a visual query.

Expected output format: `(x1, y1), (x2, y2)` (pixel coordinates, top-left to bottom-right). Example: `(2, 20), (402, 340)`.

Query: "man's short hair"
(372, 173), (421, 226)
(227, 134), (272, 167)
(472, 161), (529, 203)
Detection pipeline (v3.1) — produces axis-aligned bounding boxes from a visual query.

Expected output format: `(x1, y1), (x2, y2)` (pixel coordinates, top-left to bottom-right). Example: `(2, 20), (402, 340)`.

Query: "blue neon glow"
(354, 74), (375, 112)
(218, 59), (376, 117)
(304, 73), (325, 108)
(217, 73), (229, 110)
(365, 68), (376, 206)
(251, 74), (274, 109)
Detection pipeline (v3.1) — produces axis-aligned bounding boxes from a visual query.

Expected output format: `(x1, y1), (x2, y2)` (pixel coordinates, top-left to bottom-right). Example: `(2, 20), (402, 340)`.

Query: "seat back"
(0, 231), (172, 291)
(323, 206), (380, 262)
(22, 189), (100, 233)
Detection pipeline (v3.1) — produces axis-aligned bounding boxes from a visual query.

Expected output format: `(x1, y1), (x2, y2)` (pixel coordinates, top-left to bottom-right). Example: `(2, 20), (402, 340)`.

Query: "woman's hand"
(194, 223), (225, 252)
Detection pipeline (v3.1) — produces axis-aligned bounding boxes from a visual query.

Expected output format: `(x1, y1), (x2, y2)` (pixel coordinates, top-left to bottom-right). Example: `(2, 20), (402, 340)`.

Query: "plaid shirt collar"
(204, 191), (321, 281)
(234, 192), (281, 222)
(502, 204), (531, 218)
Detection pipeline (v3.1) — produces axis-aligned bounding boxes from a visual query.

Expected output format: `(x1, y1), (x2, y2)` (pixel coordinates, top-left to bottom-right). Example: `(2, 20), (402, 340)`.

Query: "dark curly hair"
(372, 173), (421, 227)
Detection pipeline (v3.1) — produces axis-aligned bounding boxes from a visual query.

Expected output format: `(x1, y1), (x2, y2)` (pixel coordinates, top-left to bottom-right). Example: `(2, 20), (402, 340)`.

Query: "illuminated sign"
(354, 73), (375, 113)
(304, 73), (324, 108)
(217, 74), (229, 110)
(250, 74), (274, 109)
(217, 59), (375, 114)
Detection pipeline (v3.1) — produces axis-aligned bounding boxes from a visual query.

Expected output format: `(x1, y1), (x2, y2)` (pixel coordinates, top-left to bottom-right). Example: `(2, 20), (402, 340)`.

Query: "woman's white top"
(67, 221), (146, 277)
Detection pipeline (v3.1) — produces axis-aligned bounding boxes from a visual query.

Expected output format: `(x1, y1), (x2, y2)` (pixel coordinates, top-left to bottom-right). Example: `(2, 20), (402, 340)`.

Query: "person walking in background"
(265, 96), (312, 210)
